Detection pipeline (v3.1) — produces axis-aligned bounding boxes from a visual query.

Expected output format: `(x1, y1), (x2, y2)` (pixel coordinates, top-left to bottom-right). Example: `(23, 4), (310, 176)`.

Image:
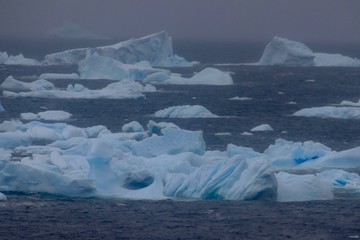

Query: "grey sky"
(0, 0), (359, 44)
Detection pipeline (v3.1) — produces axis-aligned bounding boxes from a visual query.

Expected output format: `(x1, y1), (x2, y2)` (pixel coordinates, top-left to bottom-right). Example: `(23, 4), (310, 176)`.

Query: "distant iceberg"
(21, 110), (72, 121)
(44, 31), (193, 67)
(1, 76), (55, 92)
(0, 51), (41, 66)
(250, 124), (274, 132)
(259, 37), (360, 67)
(38, 73), (80, 80)
(154, 105), (219, 118)
(293, 106), (360, 119)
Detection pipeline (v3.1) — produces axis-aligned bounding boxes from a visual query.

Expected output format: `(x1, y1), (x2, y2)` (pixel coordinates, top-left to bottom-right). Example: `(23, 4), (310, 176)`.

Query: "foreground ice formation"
(2, 76), (156, 99)
(154, 105), (219, 118)
(0, 51), (41, 66)
(0, 117), (359, 201)
(259, 37), (360, 67)
(44, 31), (192, 67)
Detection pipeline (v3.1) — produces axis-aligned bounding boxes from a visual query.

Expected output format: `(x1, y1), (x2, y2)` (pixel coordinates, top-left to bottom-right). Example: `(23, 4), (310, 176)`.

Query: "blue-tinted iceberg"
(154, 105), (218, 118)
(259, 37), (360, 67)
(0, 51), (41, 66)
(1, 76), (55, 92)
(44, 31), (192, 67)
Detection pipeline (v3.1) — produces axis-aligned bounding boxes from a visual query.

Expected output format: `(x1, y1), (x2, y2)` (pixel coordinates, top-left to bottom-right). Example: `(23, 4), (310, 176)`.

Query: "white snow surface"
(21, 110), (72, 121)
(154, 105), (219, 118)
(44, 31), (192, 67)
(259, 37), (360, 67)
(0, 51), (41, 66)
(2, 77), (156, 99)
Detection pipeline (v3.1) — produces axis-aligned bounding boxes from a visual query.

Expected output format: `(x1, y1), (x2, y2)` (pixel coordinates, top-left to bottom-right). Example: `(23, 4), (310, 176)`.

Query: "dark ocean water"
(1, 40), (360, 239)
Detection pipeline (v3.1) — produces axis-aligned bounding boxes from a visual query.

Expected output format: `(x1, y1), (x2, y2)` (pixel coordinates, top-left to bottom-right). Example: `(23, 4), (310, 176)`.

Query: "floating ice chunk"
(164, 68), (233, 85)
(130, 128), (206, 157)
(229, 96), (252, 101)
(0, 192), (6, 201)
(226, 144), (262, 158)
(0, 51), (40, 66)
(241, 131), (253, 136)
(0, 160), (96, 197)
(44, 31), (192, 67)
(340, 99), (360, 107)
(39, 73), (80, 79)
(1, 76), (55, 92)
(122, 121), (144, 133)
(146, 120), (180, 135)
(264, 139), (332, 167)
(169, 157), (277, 200)
(0, 131), (32, 148)
(214, 132), (232, 136)
(293, 106), (360, 119)
(154, 105), (218, 118)
(314, 53), (360, 67)
(259, 37), (314, 66)
(276, 172), (334, 201)
(0, 101), (4, 112)
(26, 126), (60, 142)
(143, 71), (171, 84)
(21, 110), (72, 121)
(85, 125), (110, 138)
(250, 124), (274, 132)
(3, 79), (154, 99)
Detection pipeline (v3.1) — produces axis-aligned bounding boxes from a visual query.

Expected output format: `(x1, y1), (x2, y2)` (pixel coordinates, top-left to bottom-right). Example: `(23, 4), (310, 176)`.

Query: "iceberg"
(1, 76), (55, 92)
(44, 31), (193, 67)
(340, 99), (360, 107)
(3, 77), (155, 99)
(21, 110), (72, 121)
(259, 37), (315, 66)
(122, 121), (144, 133)
(143, 67), (233, 85)
(0, 51), (41, 66)
(317, 169), (360, 189)
(259, 37), (360, 67)
(38, 73), (80, 80)
(154, 105), (218, 118)
(293, 106), (360, 119)
(0, 192), (6, 201)
(250, 124), (274, 132)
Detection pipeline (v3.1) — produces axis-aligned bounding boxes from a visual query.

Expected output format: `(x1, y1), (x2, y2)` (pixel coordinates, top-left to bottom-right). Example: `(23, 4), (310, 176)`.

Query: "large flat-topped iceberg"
(259, 37), (360, 67)
(0, 51), (41, 66)
(44, 31), (193, 67)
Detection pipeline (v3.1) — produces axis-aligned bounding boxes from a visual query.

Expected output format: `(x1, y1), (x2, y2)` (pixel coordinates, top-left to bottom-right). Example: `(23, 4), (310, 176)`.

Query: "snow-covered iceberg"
(250, 124), (274, 132)
(259, 37), (360, 67)
(154, 105), (219, 118)
(2, 76), (156, 99)
(44, 31), (192, 67)
(0, 51), (41, 66)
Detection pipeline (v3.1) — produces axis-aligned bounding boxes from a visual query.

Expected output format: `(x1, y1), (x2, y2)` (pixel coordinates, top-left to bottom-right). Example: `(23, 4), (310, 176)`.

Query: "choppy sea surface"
(0, 40), (360, 239)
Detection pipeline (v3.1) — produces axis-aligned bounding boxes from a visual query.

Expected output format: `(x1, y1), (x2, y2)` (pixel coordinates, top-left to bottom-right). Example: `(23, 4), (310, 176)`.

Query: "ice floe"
(21, 110), (72, 121)
(154, 105), (219, 118)
(39, 73), (80, 80)
(44, 31), (192, 67)
(250, 124), (274, 132)
(259, 37), (360, 67)
(2, 76), (156, 99)
(293, 106), (360, 119)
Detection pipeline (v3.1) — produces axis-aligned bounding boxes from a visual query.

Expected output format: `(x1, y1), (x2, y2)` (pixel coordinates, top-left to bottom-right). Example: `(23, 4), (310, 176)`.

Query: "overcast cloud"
(0, 0), (359, 44)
